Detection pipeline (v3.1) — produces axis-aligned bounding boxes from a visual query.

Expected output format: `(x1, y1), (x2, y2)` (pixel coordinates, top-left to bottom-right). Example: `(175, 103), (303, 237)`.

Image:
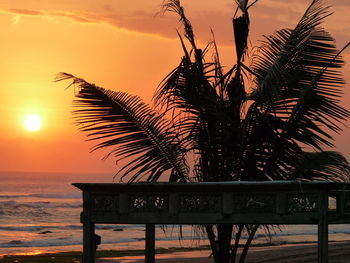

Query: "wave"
(0, 224), (128, 232)
(0, 193), (81, 199)
(0, 225), (57, 232)
(0, 236), (173, 248)
(0, 200), (81, 209)
(0, 224), (81, 232)
(0, 239), (135, 248)
(0, 239), (82, 248)
(2, 227), (350, 250)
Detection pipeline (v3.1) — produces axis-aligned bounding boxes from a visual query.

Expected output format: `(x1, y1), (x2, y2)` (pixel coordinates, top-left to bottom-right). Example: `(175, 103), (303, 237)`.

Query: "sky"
(0, 0), (349, 176)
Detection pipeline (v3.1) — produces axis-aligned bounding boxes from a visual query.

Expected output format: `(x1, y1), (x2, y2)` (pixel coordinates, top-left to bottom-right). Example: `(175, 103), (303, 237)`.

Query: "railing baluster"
(318, 190), (328, 263)
(119, 193), (129, 214)
(223, 192), (233, 215)
(276, 193), (287, 214)
(82, 192), (96, 263)
(169, 193), (179, 215)
(145, 223), (155, 263)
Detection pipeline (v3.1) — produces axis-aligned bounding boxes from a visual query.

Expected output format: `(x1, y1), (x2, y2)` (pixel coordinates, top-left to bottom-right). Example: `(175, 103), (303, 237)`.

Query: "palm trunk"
(230, 224), (243, 263)
(205, 224), (219, 263)
(238, 224), (259, 263)
(217, 224), (233, 263)
(205, 224), (234, 263)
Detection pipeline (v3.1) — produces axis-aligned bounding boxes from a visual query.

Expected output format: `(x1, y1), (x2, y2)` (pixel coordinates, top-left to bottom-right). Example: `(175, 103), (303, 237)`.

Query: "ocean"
(1, 171), (350, 257)
(0, 172), (207, 256)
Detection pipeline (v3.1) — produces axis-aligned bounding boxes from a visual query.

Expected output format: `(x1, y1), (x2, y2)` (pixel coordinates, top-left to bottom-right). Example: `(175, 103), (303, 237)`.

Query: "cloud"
(5, 8), (43, 25)
(1, 1), (349, 48)
(50, 10), (101, 23)
(267, 0), (350, 7)
(1, 6), (181, 39)
(4, 7), (102, 24)
(13, 14), (20, 24)
(7, 8), (43, 16)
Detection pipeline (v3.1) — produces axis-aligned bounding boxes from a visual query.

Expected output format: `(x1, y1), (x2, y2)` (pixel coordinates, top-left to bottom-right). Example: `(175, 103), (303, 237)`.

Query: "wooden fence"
(74, 181), (350, 263)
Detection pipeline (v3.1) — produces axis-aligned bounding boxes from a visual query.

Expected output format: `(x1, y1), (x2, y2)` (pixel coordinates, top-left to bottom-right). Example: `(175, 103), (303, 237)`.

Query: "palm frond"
(290, 151), (350, 182)
(154, 50), (228, 139)
(210, 29), (225, 100)
(153, 46), (239, 181)
(244, 0), (349, 181)
(56, 73), (189, 182)
(161, 0), (197, 51)
(240, 103), (303, 180)
(233, 0), (250, 63)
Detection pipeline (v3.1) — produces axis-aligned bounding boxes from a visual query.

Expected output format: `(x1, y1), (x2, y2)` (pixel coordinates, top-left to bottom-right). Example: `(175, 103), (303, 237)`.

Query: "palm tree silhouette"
(58, 0), (350, 262)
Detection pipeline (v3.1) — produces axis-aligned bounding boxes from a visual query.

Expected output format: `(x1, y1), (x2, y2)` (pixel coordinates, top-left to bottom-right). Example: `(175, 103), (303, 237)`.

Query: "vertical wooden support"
(223, 192), (233, 215)
(145, 223), (155, 263)
(169, 193), (179, 215)
(83, 220), (96, 263)
(318, 191), (328, 263)
(276, 193), (287, 214)
(82, 191), (95, 263)
(119, 193), (129, 214)
(336, 191), (345, 217)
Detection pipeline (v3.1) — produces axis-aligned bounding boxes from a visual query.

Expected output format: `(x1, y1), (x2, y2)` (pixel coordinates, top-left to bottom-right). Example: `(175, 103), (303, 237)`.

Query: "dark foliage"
(59, 0), (350, 262)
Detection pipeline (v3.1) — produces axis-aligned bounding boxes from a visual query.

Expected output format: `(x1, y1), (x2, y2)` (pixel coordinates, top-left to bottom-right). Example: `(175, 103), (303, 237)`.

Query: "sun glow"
(24, 115), (42, 132)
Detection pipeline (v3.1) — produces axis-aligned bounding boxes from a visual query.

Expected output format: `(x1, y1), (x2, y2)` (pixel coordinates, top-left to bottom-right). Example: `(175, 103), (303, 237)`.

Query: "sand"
(2, 241), (350, 263)
(97, 241), (350, 263)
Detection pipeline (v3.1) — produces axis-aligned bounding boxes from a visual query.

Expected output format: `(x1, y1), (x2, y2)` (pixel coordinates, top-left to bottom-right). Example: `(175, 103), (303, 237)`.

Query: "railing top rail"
(73, 181), (350, 192)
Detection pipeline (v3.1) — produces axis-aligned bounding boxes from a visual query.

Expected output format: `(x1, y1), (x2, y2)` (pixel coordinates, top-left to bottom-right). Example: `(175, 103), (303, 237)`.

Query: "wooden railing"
(73, 181), (350, 263)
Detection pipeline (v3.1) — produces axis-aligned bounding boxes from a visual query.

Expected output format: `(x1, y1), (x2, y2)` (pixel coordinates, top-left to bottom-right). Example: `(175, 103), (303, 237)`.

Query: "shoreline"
(2, 240), (350, 263)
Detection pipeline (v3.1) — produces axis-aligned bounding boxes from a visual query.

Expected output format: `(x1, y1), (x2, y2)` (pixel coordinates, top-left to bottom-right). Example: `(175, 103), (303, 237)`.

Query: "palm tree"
(57, 0), (350, 262)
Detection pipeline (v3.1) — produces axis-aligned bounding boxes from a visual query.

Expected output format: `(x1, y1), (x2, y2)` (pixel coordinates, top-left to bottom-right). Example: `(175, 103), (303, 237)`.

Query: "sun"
(24, 115), (42, 132)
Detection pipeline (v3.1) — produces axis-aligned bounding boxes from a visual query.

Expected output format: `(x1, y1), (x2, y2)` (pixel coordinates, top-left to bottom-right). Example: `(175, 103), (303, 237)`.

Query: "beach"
(101, 241), (350, 263)
(2, 241), (350, 263)
(2, 172), (350, 262)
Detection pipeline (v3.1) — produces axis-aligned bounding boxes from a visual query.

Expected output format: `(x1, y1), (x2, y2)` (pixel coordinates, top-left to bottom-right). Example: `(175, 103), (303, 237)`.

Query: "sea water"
(0, 172), (205, 256)
(1, 171), (350, 256)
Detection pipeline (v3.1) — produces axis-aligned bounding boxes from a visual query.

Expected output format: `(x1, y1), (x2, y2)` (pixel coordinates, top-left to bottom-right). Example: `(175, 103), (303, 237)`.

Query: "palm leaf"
(242, 0), (349, 180)
(233, 0), (250, 63)
(240, 103), (303, 180)
(154, 48), (228, 140)
(56, 73), (189, 182)
(161, 0), (197, 51)
(250, 0), (349, 149)
(290, 151), (350, 182)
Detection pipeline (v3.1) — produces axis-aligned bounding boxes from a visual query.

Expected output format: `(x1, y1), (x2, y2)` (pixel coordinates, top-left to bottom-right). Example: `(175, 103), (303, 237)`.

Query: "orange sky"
(0, 0), (349, 175)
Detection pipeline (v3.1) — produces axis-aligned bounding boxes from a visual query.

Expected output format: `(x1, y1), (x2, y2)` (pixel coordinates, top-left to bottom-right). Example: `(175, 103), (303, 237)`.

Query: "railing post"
(223, 192), (233, 215)
(145, 223), (155, 263)
(318, 190), (328, 263)
(82, 192), (96, 263)
(276, 193), (287, 214)
(169, 193), (179, 215)
(119, 193), (129, 214)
